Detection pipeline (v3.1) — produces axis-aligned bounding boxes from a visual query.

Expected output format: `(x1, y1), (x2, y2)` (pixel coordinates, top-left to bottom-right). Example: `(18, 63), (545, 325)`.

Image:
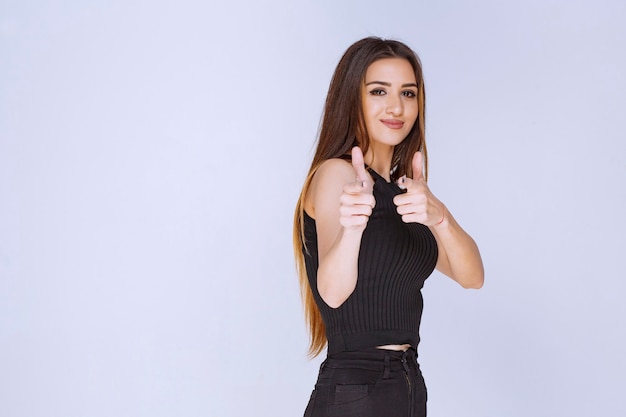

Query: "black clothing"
(303, 348), (427, 417)
(302, 168), (439, 355)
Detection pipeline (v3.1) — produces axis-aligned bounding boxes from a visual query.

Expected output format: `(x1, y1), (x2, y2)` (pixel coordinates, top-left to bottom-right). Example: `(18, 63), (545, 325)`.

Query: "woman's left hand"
(394, 151), (484, 289)
(393, 151), (446, 226)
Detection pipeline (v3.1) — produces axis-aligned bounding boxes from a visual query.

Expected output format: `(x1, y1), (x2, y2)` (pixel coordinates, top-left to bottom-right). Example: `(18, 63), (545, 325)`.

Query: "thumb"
(412, 151), (424, 181)
(351, 146), (369, 183)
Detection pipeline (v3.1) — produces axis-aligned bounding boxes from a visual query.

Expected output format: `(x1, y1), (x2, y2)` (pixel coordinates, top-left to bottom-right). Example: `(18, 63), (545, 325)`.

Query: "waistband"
(323, 347), (418, 373)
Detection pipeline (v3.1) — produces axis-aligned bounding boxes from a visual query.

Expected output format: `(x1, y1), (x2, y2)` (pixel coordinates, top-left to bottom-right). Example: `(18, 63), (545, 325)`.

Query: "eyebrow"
(365, 81), (418, 88)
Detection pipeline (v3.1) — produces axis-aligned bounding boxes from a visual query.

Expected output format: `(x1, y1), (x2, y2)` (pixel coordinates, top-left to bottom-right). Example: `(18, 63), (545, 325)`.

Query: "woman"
(293, 37), (484, 417)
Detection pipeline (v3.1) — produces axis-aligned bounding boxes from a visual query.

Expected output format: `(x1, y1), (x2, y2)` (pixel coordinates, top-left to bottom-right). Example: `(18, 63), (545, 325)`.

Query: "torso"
(302, 165), (439, 354)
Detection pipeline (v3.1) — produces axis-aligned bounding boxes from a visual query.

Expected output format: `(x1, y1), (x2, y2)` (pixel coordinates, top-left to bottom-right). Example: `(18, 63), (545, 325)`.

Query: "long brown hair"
(293, 37), (428, 357)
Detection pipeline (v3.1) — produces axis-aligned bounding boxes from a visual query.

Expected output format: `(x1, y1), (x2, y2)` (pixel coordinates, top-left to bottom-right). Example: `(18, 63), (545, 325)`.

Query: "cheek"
(364, 105), (380, 126)
(408, 105), (419, 123)
(405, 108), (419, 131)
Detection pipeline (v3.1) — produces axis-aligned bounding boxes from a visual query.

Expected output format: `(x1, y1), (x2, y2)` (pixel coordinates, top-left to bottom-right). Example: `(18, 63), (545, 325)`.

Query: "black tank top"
(303, 167), (438, 354)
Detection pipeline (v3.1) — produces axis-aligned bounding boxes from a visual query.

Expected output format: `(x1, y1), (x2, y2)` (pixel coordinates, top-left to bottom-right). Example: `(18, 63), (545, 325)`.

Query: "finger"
(343, 181), (365, 195)
(351, 146), (369, 183)
(395, 203), (424, 216)
(399, 176), (428, 193)
(339, 203), (373, 218)
(341, 191), (376, 208)
(393, 192), (425, 211)
(396, 175), (415, 191)
(340, 215), (371, 229)
(393, 192), (411, 207)
(412, 151), (424, 181)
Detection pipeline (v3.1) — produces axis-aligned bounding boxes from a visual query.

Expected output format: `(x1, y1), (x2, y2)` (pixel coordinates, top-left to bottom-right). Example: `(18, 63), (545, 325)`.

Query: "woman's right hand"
(339, 147), (376, 231)
(305, 146), (374, 308)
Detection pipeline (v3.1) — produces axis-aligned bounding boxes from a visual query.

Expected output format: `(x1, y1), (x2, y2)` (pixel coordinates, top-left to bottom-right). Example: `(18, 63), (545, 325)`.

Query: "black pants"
(303, 348), (427, 417)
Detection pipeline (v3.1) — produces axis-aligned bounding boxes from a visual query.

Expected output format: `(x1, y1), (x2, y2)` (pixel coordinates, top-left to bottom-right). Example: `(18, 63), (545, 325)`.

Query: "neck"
(364, 144), (394, 182)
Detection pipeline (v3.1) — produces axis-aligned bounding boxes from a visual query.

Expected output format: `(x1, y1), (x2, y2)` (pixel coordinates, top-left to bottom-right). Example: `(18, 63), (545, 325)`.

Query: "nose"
(385, 94), (403, 116)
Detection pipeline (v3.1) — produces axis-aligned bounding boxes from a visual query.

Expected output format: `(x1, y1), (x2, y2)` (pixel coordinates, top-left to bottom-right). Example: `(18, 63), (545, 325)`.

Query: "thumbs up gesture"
(339, 147), (376, 231)
(393, 151), (446, 226)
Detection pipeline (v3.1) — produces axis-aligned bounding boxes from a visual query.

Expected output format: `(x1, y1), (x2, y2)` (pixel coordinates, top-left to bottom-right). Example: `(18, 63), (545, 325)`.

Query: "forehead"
(364, 58), (416, 83)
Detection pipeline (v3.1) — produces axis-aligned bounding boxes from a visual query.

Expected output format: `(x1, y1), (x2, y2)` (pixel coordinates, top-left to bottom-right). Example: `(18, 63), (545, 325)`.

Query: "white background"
(1, 0), (625, 416)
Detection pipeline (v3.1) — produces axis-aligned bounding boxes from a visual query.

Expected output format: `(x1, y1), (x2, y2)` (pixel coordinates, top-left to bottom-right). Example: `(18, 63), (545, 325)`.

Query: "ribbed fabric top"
(303, 168), (439, 354)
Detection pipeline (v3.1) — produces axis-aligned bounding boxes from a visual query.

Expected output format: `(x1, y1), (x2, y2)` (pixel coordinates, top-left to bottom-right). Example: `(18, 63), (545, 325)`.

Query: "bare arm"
(429, 207), (484, 288)
(304, 147), (375, 308)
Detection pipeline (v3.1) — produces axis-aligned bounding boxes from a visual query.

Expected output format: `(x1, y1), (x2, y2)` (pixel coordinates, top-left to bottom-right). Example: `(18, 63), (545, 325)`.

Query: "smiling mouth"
(380, 119), (404, 129)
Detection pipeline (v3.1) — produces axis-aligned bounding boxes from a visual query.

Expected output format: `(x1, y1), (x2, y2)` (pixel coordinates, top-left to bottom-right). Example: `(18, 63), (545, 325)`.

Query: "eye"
(402, 90), (417, 98)
(369, 88), (386, 96)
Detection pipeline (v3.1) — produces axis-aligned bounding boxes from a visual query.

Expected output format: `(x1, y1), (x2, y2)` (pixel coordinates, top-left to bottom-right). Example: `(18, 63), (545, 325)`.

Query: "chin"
(374, 136), (407, 147)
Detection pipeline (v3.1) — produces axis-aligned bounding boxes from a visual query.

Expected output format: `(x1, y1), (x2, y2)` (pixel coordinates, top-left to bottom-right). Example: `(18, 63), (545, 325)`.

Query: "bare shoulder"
(314, 158), (356, 183)
(304, 158), (355, 217)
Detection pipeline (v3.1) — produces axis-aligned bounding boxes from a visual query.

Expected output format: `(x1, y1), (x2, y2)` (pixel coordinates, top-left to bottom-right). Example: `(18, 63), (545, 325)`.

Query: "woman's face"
(361, 58), (419, 148)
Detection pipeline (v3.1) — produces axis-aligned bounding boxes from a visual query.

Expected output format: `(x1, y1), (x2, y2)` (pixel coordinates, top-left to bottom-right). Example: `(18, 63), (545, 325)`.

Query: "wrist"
(434, 206), (446, 227)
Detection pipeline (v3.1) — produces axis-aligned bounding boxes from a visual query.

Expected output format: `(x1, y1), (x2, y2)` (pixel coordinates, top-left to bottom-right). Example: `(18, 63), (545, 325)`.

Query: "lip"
(380, 119), (404, 129)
